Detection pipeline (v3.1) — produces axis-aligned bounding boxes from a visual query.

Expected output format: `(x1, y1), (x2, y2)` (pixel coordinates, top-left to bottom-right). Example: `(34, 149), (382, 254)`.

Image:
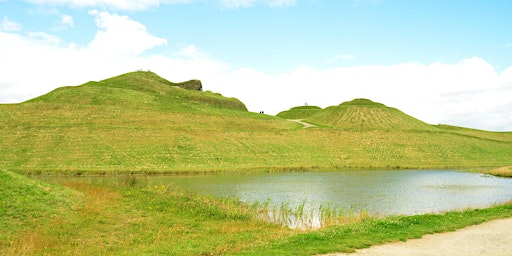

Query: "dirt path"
(325, 217), (512, 256)
(288, 119), (316, 128)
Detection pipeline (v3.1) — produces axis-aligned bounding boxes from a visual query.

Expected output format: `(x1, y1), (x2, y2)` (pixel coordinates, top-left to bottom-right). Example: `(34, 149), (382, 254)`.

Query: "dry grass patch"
(483, 166), (512, 177)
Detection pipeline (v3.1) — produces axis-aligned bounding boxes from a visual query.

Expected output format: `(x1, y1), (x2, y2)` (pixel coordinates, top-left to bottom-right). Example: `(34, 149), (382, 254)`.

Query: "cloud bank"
(0, 11), (511, 131)
(26, 0), (294, 10)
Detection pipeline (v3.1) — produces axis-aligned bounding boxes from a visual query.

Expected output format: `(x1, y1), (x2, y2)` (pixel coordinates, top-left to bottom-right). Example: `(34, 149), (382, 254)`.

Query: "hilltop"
(26, 71), (247, 111)
(304, 98), (436, 131)
(0, 71), (511, 173)
(276, 106), (323, 119)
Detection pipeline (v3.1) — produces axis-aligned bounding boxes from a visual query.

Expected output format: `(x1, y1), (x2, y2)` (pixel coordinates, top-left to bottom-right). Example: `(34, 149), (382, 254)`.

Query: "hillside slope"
(276, 106), (323, 119)
(26, 71), (247, 111)
(0, 73), (511, 173)
(0, 169), (79, 248)
(305, 99), (436, 131)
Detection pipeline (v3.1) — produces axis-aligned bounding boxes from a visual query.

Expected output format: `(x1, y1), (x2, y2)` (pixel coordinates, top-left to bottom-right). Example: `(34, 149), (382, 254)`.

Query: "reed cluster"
(250, 200), (371, 230)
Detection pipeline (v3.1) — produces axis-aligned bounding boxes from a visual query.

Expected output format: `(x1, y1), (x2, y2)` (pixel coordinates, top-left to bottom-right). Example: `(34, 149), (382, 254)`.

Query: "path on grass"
(288, 119), (316, 128)
(325, 217), (512, 256)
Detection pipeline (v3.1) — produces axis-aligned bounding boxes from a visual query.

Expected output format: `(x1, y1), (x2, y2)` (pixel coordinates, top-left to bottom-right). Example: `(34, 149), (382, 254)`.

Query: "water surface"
(148, 170), (512, 216)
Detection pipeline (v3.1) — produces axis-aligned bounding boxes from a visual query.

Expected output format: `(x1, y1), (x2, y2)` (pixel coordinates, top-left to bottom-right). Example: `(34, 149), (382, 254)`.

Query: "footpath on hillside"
(288, 119), (316, 128)
(325, 217), (512, 256)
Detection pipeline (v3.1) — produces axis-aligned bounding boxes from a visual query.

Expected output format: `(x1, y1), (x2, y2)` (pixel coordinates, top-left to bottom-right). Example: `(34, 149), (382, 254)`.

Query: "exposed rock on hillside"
(175, 79), (203, 91)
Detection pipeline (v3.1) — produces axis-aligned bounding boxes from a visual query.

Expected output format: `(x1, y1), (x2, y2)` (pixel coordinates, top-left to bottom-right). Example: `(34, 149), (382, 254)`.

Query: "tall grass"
(249, 200), (371, 230)
(481, 166), (512, 177)
(3, 173), (512, 255)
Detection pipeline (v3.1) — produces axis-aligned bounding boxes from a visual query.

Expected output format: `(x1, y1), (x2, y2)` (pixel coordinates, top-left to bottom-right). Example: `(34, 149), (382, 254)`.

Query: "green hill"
(0, 169), (79, 247)
(0, 72), (511, 173)
(305, 98), (436, 131)
(276, 106), (323, 119)
(26, 71), (247, 111)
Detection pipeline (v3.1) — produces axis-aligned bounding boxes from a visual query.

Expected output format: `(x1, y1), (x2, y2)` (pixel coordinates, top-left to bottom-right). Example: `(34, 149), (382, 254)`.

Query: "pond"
(148, 170), (512, 228)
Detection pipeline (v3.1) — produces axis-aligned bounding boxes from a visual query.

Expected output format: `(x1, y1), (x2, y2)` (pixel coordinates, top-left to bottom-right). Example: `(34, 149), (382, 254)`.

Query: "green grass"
(276, 106), (323, 119)
(305, 98), (437, 131)
(2, 172), (511, 255)
(480, 166), (512, 177)
(0, 170), (80, 252)
(1, 172), (293, 255)
(1, 73), (511, 174)
(234, 202), (512, 255)
(1, 72), (511, 255)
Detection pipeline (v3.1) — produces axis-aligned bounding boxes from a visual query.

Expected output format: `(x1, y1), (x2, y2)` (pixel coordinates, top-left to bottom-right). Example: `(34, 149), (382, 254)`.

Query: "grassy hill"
(276, 106), (323, 119)
(0, 169), (79, 250)
(0, 72), (511, 173)
(305, 98), (437, 131)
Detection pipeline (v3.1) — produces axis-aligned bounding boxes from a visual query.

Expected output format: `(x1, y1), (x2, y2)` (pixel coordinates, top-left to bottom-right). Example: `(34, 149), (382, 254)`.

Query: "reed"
(482, 166), (512, 177)
(249, 200), (372, 230)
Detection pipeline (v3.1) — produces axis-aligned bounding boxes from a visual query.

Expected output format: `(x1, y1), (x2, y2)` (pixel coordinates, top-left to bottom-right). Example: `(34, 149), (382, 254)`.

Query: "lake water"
(148, 170), (512, 227)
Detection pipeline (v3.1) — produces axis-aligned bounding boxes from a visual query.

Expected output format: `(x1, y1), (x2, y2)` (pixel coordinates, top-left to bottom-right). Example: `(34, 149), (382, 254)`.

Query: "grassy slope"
(276, 106), (323, 119)
(0, 169), (79, 251)
(1, 72), (511, 173)
(2, 172), (511, 255)
(306, 98), (436, 131)
(236, 203), (512, 255)
(1, 173), (292, 255)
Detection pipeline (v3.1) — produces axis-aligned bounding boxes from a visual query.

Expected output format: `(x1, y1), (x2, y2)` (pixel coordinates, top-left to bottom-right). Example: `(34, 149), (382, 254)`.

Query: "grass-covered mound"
(26, 71), (247, 111)
(1, 174), (511, 255)
(482, 166), (512, 177)
(0, 72), (511, 173)
(0, 170), (80, 249)
(1, 175), (292, 255)
(305, 98), (436, 131)
(276, 106), (322, 119)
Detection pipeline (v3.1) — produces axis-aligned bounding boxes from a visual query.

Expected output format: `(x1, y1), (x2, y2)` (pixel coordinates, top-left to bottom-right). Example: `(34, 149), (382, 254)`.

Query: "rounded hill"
(276, 105), (322, 119)
(306, 98), (437, 131)
(26, 71), (247, 112)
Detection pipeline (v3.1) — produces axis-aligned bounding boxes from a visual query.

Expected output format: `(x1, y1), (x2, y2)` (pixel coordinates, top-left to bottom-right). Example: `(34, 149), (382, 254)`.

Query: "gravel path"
(288, 119), (316, 128)
(325, 217), (512, 256)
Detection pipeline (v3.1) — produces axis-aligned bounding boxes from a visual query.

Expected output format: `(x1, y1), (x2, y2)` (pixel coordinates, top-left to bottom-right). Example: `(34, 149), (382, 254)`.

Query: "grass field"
(1, 71), (511, 173)
(480, 166), (512, 177)
(1, 71), (512, 255)
(1, 170), (511, 255)
(276, 105), (323, 120)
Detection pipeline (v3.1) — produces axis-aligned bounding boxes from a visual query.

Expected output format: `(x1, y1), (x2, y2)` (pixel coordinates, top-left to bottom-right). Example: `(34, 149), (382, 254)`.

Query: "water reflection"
(148, 170), (512, 228)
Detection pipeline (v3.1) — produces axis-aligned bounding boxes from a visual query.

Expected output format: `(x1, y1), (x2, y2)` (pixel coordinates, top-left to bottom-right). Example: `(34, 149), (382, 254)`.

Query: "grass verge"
(2, 172), (511, 255)
(234, 201), (512, 255)
(481, 166), (512, 177)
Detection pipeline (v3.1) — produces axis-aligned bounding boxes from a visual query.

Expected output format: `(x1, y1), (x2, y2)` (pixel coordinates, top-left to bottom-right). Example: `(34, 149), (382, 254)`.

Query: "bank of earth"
(1, 71), (512, 255)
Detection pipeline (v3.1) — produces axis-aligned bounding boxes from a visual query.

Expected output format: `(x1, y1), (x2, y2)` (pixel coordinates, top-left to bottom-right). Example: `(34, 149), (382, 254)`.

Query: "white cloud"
(327, 54), (356, 64)
(27, 0), (193, 11)
(0, 10), (172, 102)
(174, 44), (210, 59)
(26, 31), (64, 45)
(220, 0), (256, 8)
(1, 16), (22, 32)
(87, 10), (167, 56)
(266, 0), (296, 7)
(60, 14), (74, 28)
(0, 11), (511, 131)
(220, 0), (296, 8)
(26, 0), (294, 10)
(205, 57), (512, 131)
(353, 0), (382, 5)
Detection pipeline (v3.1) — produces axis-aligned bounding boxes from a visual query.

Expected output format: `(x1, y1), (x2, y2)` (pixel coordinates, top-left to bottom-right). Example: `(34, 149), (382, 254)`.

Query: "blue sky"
(1, 0), (512, 130)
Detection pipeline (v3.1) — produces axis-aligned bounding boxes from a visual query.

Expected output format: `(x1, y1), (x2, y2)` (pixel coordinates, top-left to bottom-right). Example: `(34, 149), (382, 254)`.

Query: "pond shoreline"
(327, 217), (512, 256)
(15, 165), (509, 178)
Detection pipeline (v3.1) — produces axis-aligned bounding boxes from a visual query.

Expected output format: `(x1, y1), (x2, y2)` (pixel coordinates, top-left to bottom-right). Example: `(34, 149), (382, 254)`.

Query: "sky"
(1, 0), (512, 131)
